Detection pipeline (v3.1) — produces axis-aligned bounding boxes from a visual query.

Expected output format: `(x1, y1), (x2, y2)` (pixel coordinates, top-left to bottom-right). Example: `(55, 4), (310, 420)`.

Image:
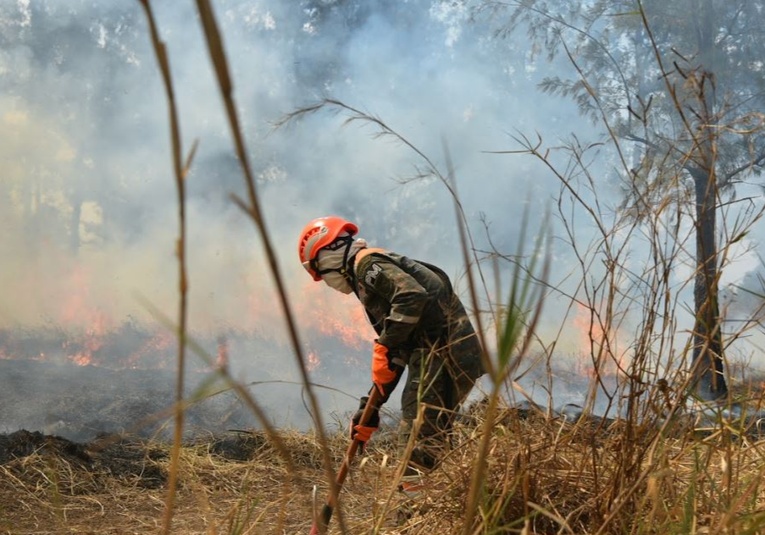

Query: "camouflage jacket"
(351, 248), (484, 404)
(352, 248), (466, 353)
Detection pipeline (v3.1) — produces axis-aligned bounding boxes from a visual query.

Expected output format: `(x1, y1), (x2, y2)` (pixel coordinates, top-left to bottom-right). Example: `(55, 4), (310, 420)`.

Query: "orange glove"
(350, 396), (380, 452)
(351, 424), (376, 443)
(372, 341), (399, 395)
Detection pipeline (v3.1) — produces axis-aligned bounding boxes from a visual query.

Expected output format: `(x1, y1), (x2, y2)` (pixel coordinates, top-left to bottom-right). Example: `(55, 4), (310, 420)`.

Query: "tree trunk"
(689, 1), (727, 401)
(690, 168), (727, 400)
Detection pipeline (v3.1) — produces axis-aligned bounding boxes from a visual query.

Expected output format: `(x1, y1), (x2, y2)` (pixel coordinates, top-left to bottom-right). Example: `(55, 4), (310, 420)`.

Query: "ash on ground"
(0, 359), (256, 443)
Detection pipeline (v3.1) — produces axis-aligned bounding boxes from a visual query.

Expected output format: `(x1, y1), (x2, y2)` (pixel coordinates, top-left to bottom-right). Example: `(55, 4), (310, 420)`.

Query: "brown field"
(2, 397), (765, 535)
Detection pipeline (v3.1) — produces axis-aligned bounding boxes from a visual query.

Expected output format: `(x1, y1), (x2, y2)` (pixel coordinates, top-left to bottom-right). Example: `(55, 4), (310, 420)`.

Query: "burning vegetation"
(5, 0), (765, 533)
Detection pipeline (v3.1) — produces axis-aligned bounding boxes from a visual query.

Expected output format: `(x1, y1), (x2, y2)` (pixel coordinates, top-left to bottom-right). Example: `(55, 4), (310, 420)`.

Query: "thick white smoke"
(1, 1), (762, 433)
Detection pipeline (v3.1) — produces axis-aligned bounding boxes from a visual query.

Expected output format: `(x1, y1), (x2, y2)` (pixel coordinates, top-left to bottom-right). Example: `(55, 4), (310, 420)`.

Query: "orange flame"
(62, 314), (112, 366)
(294, 281), (373, 349)
(123, 330), (176, 369)
(571, 302), (629, 377)
(69, 351), (92, 366)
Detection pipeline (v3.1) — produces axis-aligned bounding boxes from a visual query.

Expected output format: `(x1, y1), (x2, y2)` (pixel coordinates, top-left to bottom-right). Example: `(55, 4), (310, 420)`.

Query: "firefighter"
(297, 215), (485, 495)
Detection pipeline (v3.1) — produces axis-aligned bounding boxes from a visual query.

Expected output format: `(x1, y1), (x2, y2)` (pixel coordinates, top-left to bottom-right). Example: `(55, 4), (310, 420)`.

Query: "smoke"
(2, 1), (763, 436)
(1, 4), (559, 330)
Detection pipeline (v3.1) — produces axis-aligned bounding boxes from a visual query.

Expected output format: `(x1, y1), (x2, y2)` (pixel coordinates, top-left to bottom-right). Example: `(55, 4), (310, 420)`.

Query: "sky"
(1, 0), (763, 434)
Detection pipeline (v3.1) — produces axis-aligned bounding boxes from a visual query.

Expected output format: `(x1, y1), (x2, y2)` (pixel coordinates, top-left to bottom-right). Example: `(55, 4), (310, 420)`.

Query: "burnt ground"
(1, 356), (764, 534)
(0, 354), (324, 534)
(0, 429), (168, 488)
(0, 359), (257, 443)
(0, 359), (331, 533)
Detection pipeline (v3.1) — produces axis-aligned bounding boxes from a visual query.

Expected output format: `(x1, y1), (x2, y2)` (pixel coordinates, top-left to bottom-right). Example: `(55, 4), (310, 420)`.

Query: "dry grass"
(2, 398), (764, 534)
(0, 429), (324, 534)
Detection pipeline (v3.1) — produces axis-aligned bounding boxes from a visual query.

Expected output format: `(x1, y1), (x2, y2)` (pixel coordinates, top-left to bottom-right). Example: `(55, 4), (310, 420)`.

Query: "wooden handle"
(310, 387), (382, 534)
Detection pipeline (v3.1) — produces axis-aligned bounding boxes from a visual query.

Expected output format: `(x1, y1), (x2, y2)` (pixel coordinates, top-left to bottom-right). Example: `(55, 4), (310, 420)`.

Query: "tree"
(481, 0), (765, 401)
(0, 1), (153, 252)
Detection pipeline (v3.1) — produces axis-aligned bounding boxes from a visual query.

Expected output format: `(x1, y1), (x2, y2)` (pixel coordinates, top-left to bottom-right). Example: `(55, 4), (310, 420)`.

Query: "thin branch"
(192, 2), (341, 530)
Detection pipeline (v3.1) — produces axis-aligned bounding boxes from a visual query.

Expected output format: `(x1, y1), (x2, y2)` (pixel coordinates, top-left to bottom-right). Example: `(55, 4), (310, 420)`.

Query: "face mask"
(322, 271), (353, 294)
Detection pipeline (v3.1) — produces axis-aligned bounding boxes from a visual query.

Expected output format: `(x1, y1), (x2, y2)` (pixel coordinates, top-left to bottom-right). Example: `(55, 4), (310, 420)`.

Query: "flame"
(294, 281), (372, 349)
(0, 250), (378, 371)
(571, 302), (629, 378)
(57, 261), (115, 332)
(69, 351), (92, 366)
(123, 330), (176, 369)
(62, 313), (112, 366)
(310, 307), (370, 349)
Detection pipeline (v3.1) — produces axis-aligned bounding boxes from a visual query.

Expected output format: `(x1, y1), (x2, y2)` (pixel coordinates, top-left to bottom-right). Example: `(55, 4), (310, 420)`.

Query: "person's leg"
(444, 294), (486, 404)
(397, 359), (426, 505)
(446, 307), (486, 406)
(399, 352), (423, 478)
(399, 347), (456, 475)
(449, 337), (485, 406)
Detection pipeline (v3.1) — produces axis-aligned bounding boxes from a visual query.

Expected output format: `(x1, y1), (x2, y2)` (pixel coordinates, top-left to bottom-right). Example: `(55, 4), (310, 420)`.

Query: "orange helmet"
(298, 216), (359, 280)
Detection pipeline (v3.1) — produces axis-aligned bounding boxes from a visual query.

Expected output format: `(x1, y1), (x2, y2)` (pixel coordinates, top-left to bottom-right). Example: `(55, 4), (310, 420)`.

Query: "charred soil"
(0, 359), (255, 443)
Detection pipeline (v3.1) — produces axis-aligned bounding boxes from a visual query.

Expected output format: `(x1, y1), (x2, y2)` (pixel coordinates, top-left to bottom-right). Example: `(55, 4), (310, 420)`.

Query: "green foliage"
(483, 0), (765, 188)
(496, 209), (550, 377)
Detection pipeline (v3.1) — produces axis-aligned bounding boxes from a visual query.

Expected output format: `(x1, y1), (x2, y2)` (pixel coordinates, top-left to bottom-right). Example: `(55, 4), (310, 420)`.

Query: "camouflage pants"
(398, 336), (484, 474)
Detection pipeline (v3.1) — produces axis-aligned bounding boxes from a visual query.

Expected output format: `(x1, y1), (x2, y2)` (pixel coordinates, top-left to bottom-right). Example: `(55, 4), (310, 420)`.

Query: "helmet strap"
(340, 237), (353, 276)
(314, 236), (354, 279)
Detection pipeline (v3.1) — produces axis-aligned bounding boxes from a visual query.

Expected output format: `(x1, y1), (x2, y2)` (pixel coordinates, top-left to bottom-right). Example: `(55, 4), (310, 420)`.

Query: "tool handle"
(310, 387), (382, 533)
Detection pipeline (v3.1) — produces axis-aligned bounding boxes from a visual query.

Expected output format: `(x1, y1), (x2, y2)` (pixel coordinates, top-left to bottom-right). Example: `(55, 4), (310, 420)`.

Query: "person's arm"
(370, 343), (404, 403)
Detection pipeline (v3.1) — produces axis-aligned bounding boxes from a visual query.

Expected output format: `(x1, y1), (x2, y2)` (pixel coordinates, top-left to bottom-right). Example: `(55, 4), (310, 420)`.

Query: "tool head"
(309, 504), (333, 535)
